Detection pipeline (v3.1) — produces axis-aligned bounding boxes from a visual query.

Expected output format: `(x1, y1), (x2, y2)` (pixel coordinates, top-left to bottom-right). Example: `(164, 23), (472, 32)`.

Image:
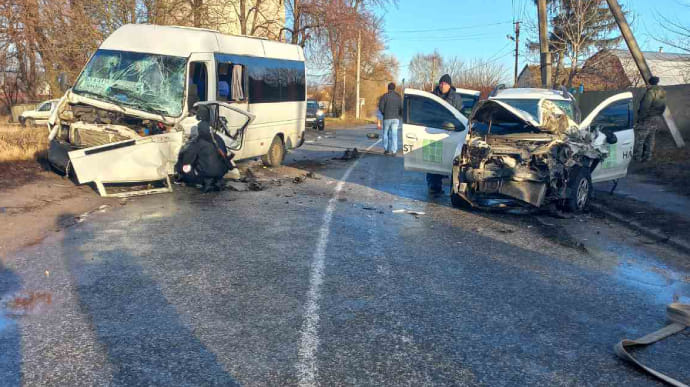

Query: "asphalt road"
(1, 126), (689, 386)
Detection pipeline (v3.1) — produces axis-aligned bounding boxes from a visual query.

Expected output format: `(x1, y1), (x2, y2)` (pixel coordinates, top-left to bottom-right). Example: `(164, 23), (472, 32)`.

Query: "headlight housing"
(316, 109), (324, 117)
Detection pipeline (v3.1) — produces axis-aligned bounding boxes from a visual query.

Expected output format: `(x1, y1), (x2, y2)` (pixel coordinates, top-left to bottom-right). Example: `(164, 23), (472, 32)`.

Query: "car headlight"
(316, 109), (324, 117)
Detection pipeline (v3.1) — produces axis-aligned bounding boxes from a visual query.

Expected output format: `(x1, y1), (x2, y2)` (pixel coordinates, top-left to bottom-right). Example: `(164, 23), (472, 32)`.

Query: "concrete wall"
(576, 84), (690, 138)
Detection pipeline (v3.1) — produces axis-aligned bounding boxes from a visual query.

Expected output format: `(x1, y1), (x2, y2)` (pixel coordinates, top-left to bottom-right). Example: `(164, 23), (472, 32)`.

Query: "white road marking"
(297, 140), (381, 386)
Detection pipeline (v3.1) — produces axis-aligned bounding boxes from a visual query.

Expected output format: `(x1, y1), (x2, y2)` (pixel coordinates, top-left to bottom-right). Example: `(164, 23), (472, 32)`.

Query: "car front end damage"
(452, 99), (606, 210)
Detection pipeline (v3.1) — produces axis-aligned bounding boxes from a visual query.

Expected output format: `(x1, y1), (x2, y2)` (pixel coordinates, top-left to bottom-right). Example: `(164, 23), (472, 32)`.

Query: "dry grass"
(0, 124), (49, 162)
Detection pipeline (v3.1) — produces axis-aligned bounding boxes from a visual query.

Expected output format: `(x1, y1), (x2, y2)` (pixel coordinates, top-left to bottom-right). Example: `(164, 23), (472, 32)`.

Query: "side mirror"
(605, 131), (618, 144)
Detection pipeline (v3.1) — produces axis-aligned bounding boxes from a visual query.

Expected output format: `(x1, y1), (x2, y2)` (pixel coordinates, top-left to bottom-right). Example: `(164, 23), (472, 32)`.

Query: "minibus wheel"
(262, 135), (285, 167)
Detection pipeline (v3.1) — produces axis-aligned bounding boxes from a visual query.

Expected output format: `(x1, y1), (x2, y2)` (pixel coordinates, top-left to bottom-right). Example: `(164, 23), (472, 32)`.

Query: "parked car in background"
(306, 99), (325, 130)
(20, 99), (59, 127)
(401, 87), (634, 212)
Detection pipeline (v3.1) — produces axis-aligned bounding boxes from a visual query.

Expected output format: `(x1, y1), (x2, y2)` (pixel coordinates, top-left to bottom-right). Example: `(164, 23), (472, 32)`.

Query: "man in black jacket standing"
(426, 74), (464, 194)
(377, 82), (403, 155)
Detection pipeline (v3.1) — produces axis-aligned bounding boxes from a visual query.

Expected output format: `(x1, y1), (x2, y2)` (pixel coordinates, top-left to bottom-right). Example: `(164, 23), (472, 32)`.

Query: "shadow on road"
(0, 262), (21, 387)
(58, 213), (240, 386)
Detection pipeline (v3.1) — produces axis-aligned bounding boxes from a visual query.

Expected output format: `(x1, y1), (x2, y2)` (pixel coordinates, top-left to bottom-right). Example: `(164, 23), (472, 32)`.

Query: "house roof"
(608, 49), (690, 62)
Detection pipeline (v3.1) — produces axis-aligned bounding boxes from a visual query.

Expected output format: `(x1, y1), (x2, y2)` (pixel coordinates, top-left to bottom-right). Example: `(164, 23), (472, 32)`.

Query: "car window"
(459, 94), (479, 116)
(38, 102), (52, 112)
(591, 100), (632, 132)
(307, 101), (319, 112)
(404, 95), (463, 131)
(495, 98), (575, 121)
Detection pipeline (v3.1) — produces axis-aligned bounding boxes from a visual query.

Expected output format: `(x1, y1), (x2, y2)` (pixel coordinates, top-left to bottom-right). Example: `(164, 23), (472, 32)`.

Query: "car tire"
(450, 170), (473, 210)
(19, 117), (26, 127)
(261, 135), (285, 167)
(318, 122), (325, 131)
(563, 167), (592, 213)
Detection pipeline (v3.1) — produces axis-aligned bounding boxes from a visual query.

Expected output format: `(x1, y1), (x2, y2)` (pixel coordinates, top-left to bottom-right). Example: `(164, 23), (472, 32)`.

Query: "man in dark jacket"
(426, 74), (463, 193)
(176, 105), (231, 192)
(634, 76), (666, 162)
(378, 82), (403, 155)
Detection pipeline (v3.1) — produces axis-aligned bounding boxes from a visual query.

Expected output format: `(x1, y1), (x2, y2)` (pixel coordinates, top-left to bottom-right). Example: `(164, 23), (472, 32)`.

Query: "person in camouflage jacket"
(634, 76), (667, 162)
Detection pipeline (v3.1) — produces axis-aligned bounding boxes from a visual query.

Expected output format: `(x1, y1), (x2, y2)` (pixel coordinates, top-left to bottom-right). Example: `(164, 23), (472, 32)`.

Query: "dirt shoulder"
(0, 162), (115, 258)
(630, 130), (690, 197)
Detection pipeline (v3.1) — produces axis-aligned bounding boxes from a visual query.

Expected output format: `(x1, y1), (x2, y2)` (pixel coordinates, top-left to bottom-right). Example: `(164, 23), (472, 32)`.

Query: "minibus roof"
(99, 24), (305, 61)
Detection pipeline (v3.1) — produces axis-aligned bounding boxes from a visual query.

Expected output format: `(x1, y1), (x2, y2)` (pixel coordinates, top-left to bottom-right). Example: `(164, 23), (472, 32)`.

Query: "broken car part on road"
(615, 303), (690, 387)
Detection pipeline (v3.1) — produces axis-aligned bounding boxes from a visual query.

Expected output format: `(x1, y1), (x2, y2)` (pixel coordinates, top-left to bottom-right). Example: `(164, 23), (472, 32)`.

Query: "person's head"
(388, 82), (396, 91)
(649, 76), (660, 85)
(439, 74), (452, 94)
(196, 104), (210, 122)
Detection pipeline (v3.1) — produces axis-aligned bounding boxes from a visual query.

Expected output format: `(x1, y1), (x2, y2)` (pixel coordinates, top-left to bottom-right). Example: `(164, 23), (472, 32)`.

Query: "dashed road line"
(296, 140), (381, 386)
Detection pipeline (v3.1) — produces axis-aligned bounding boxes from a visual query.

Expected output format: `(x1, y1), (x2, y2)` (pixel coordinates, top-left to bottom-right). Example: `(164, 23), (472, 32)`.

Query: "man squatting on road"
(634, 76), (667, 162)
(427, 74), (465, 194)
(175, 105), (232, 192)
(378, 82), (403, 156)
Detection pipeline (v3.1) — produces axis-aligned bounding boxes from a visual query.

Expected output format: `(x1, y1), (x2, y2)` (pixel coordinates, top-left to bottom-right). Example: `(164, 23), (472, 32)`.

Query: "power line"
(386, 20), (513, 34)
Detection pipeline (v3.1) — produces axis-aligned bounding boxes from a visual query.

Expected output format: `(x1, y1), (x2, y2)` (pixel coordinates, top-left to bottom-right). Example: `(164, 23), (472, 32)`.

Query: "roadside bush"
(0, 125), (49, 162)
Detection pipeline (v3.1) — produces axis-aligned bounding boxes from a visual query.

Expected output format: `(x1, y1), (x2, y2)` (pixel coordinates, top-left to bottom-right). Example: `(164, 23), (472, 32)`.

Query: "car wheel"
(19, 117), (26, 127)
(450, 169), (472, 210)
(563, 167), (592, 213)
(318, 122), (325, 131)
(261, 135), (285, 167)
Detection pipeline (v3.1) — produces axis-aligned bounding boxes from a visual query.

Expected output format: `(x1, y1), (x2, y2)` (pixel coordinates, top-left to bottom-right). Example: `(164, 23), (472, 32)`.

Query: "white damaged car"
(401, 87), (634, 212)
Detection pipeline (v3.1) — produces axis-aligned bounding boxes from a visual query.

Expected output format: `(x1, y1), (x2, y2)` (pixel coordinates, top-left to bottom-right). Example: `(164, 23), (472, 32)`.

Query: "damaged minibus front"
(48, 24), (306, 196)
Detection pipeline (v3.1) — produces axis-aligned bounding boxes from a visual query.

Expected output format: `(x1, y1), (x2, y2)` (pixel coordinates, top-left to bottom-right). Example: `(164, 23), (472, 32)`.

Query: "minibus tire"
(262, 135), (285, 167)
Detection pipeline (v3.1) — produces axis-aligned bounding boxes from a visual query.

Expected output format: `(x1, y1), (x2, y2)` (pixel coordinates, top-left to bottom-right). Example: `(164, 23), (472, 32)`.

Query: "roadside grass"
(0, 124), (49, 162)
(630, 130), (690, 196)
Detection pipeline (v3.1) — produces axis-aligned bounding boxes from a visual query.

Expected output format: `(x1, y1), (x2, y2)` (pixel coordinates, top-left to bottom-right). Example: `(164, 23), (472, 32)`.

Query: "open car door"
(579, 92), (634, 183)
(401, 89), (469, 175)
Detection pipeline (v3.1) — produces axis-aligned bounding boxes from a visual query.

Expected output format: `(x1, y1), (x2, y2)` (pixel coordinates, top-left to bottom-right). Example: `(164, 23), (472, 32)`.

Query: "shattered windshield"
(73, 49), (187, 117)
(496, 98), (575, 121)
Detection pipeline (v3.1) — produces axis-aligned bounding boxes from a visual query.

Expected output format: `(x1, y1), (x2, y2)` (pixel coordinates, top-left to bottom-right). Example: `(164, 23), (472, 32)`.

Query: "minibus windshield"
(73, 49), (187, 117)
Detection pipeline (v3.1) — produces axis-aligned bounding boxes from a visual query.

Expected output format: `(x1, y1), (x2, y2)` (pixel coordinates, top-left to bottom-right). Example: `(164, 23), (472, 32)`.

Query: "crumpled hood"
(471, 98), (580, 136)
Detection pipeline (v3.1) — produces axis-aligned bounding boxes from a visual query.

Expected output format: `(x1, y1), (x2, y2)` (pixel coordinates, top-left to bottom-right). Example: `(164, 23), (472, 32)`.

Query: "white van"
(48, 24), (306, 196)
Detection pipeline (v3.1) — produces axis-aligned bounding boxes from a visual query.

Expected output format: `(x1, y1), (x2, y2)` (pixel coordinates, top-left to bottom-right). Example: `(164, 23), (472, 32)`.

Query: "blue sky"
(377, 0), (690, 82)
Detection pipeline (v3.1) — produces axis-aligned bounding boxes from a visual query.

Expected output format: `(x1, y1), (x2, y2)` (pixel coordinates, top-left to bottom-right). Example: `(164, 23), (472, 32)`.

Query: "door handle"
(406, 134), (417, 140)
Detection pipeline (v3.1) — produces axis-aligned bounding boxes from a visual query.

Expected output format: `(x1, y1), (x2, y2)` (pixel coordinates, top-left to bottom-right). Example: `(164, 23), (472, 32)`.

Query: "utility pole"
(355, 30), (361, 119)
(341, 72), (346, 119)
(513, 21), (520, 86)
(605, 0), (685, 147)
(537, 0), (552, 88)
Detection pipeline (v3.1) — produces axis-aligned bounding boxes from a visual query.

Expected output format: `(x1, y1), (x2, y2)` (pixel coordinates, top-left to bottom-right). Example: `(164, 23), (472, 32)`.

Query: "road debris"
(334, 148), (360, 161)
(367, 132), (380, 139)
(225, 181), (250, 192)
(615, 303), (690, 387)
(392, 209), (426, 216)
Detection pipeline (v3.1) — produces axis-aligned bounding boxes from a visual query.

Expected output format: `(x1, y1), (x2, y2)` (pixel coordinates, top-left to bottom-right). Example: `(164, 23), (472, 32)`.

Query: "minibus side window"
(217, 62), (246, 102)
(188, 62), (208, 110)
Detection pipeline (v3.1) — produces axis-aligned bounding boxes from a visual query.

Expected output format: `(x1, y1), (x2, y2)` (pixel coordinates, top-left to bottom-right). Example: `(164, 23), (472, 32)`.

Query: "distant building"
(158, 0), (285, 39)
(581, 49), (690, 88)
(517, 49), (690, 91)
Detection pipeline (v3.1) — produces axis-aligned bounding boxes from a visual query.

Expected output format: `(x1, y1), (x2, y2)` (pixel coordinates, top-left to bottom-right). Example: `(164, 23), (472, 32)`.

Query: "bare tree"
(408, 50), (443, 91)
